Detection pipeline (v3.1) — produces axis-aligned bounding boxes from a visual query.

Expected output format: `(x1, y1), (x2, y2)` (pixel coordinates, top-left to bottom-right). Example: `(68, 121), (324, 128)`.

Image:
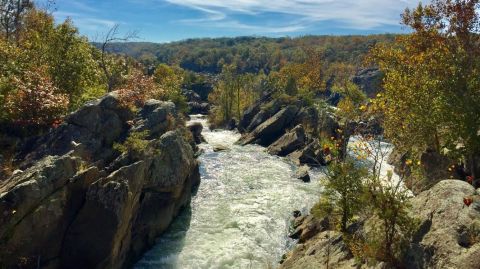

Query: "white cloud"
(165, 0), (429, 33)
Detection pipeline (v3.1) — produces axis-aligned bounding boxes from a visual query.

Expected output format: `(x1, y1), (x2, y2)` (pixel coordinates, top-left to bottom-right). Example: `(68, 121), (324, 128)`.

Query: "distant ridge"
(95, 34), (397, 73)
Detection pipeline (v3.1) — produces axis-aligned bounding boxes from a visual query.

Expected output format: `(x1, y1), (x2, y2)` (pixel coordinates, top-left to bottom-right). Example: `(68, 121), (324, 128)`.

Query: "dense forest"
(102, 35), (396, 74)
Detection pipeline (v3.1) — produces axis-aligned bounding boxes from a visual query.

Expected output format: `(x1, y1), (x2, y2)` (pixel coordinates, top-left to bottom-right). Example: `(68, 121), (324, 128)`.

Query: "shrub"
(75, 86), (107, 108)
(113, 130), (150, 158)
(116, 71), (162, 110)
(4, 67), (69, 126)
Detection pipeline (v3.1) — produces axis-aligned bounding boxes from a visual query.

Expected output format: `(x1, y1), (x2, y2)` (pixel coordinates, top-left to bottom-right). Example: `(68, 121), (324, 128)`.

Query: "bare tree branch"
(98, 24), (139, 91)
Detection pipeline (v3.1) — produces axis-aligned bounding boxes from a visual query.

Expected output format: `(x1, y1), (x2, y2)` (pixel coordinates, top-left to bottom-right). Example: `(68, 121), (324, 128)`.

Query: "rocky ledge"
(280, 180), (480, 269)
(0, 93), (200, 269)
(237, 93), (339, 167)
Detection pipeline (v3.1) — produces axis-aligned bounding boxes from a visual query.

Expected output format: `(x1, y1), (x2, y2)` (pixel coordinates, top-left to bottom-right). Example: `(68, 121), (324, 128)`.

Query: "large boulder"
(182, 89), (202, 103)
(245, 98), (286, 132)
(0, 94), (200, 269)
(352, 68), (383, 98)
(188, 81), (213, 101)
(238, 105), (300, 147)
(293, 107), (319, 133)
(404, 180), (480, 269)
(188, 122), (205, 145)
(188, 102), (210, 115)
(132, 100), (177, 137)
(288, 140), (327, 167)
(267, 125), (307, 156)
(61, 131), (199, 269)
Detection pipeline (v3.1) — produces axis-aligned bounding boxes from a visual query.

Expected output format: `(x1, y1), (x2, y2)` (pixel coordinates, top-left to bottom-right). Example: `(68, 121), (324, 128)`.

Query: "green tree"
(19, 8), (102, 109)
(370, 0), (480, 180)
(153, 63), (187, 112)
(321, 158), (367, 232)
(354, 135), (418, 265)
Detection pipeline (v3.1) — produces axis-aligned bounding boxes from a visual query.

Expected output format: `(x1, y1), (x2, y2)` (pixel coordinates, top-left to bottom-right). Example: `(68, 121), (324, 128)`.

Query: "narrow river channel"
(135, 115), (324, 269)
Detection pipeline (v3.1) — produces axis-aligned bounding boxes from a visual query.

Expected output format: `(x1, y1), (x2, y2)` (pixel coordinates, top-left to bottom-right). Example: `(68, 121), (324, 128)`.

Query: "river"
(135, 115), (324, 269)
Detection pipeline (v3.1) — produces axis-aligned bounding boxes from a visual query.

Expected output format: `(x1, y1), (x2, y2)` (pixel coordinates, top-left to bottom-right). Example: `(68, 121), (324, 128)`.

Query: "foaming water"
(348, 136), (410, 194)
(135, 115), (323, 269)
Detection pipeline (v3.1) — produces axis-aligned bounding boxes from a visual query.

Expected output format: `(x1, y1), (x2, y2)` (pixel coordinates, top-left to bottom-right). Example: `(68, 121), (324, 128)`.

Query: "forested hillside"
(102, 35), (396, 74)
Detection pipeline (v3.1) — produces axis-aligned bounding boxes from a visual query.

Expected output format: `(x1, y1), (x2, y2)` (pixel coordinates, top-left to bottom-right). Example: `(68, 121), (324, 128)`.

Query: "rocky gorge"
(0, 67), (479, 269)
(0, 93), (200, 269)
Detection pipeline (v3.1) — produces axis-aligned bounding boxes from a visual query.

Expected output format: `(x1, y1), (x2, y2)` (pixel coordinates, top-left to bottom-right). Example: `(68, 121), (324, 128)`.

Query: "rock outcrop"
(0, 93), (200, 269)
(188, 101), (210, 115)
(288, 140), (327, 167)
(237, 94), (341, 166)
(237, 92), (273, 133)
(405, 180), (480, 269)
(267, 125), (307, 156)
(183, 89), (210, 115)
(281, 214), (359, 269)
(238, 105), (300, 146)
(280, 180), (480, 269)
(352, 68), (383, 98)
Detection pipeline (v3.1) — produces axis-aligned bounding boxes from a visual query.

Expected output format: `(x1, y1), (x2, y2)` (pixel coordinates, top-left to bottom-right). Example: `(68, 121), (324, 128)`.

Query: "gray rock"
(352, 68), (383, 98)
(282, 216), (358, 269)
(0, 153), (84, 267)
(293, 107), (319, 133)
(239, 105), (300, 146)
(294, 166), (311, 182)
(238, 92), (273, 133)
(213, 145), (229, 152)
(134, 100), (177, 137)
(288, 140), (326, 167)
(226, 118), (237, 131)
(317, 111), (340, 140)
(19, 93), (132, 169)
(245, 98), (285, 132)
(0, 95), (200, 269)
(188, 122), (205, 145)
(183, 89), (202, 103)
(188, 102), (210, 115)
(268, 125), (306, 156)
(405, 180), (480, 269)
(293, 210), (302, 218)
(388, 148), (457, 195)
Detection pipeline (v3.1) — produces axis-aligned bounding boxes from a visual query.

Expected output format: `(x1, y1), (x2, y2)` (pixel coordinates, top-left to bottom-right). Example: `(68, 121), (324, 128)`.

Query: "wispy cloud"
(55, 11), (117, 31)
(165, 0), (429, 33)
(67, 0), (99, 13)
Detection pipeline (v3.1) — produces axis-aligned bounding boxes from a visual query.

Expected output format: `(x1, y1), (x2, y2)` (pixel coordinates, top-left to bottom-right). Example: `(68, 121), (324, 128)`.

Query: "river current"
(135, 115), (324, 269)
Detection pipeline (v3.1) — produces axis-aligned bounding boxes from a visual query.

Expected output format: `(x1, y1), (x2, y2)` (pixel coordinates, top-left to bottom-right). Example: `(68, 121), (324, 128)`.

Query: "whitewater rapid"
(135, 115), (324, 269)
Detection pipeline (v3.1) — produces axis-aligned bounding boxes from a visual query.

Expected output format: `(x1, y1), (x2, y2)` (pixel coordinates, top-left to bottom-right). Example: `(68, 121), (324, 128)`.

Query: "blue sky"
(35, 0), (427, 43)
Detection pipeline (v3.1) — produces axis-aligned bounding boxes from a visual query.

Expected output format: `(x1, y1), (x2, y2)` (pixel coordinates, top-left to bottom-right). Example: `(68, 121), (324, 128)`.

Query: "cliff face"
(0, 94), (200, 269)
